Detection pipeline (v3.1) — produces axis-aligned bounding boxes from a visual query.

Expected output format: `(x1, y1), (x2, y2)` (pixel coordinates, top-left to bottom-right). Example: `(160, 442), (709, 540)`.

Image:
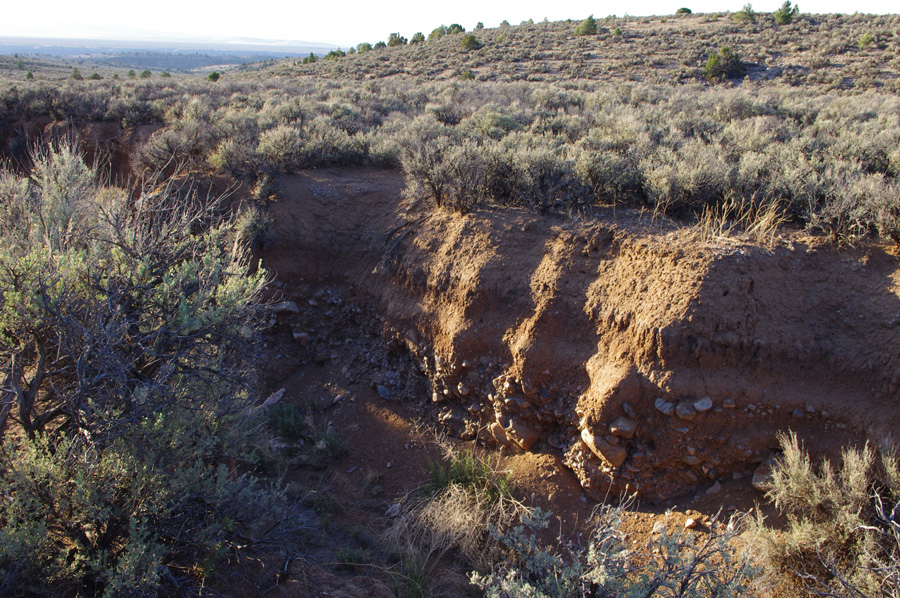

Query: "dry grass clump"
(755, 432), (900, 597)
(382, 442), (526, 597)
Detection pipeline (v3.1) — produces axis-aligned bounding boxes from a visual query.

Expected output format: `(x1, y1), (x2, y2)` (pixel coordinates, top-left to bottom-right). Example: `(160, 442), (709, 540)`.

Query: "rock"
(377, 385), (391, 400)
(432, 391), (445, 403)
(457, 383), (470, 397)
(652, 521), (666, 534)
(683, 455), (701, 465)
(509, 421), (540, 451)
(292, 330), (310, 345)
(722, 398), (736, 409)
(675, 402), (695, 421)
(489, 422), (509, 446)
(314, 352), (331, 363)
(693, 396), (713, 413)
(261, 388), (286, 408)
(655, 398), (675, 416)
(384, 503), (401, 518)
(609, 416), (637, 439)
(705, 481), (722, 495)
(271, 301), (300, 314)
(581, 428), (627, 467)
(684, 517), (699, 529)
(752, 456), (778, 492)
(622, 401), (637, 418)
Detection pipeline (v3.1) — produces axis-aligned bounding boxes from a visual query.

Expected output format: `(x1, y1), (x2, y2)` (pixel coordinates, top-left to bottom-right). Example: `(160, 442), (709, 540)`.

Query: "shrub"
(612, 26), (623, 36)
(461, 34), (482, 51)
(86, 72), (102, 80)
(207, 70), (220, 81)
(160, 71), (171, 77)
(325, 49), (346, 60)
(139, 69), (151, 79)
(574, 15), (598, 36)
(476, 22), (484, 30)
(447, 23), (465, 34)
(127, 69), (136, 79)
(410, 32), (425, 44)
(859, 31), (874, 49)
(755, 432), (900, 597)
(374, 41), (387, 49)
(70, 67), (83, 81)
(428, 26), (447, 41)
(0, 142), (289, 597)
(676, 7), (692, 14)
(733, 3), (756, 23)
(302, 52), (317, 64)
(357, 42), (372, 53)
(702, 46), (745, 80)
(471, 503), (761, 597)
(388, 32), (408, 47)
(25, 71), (33, 80)
(773, 0), (799, 24)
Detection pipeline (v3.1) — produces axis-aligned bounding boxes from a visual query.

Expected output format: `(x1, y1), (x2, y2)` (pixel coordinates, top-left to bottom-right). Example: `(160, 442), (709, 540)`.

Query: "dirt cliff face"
(265, 168), (900, 502)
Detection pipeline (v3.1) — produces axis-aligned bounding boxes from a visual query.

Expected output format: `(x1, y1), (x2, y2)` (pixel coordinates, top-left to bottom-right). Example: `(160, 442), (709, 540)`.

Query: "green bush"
(86, 72), (102, 80)
(411, 32), (425, 44)
(139, 69), (151, 79)
(325, 49), (346, 60)
(357, 42), (372, 53)
(374, 41), (387, 50)
(207, 70), (220, 81)
(302, 52), (318, 64)
(773, 0), (799, 24)
(755, 432), (900, 597)
(428, 26), (447, 41)
(574, 15), (598, 36)
(461, 34), (482, 51)
(0, 142), (287, 597)
(676, 7), (692, 14)
(127, 69), (136, 79)
(859, 31), (874, 49)
(70, 67), (83, 81)
(733, 3), (756, 23)
(447, 23), (465, 34)
(702, 46), (745, 80)
(388, 32), (408, 47)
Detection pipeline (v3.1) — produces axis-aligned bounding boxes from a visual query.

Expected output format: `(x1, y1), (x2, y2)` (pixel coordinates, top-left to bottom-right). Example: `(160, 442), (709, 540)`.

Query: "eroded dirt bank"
(263, 167), (900, 502)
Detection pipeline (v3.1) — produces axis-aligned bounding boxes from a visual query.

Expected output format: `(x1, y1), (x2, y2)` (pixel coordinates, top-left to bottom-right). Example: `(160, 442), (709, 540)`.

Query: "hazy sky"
(3, 0), (896, 47)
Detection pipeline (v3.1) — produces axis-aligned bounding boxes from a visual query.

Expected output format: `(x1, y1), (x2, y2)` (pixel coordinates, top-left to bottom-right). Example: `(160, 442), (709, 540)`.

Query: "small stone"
(581, 428), (627, 467)
(490, 422), (509, 446)
(622, 402), (637, 418)
(377, 385), (391, 400)
(705, 481), (722, 495)
(432, 391), (445, 403)
(609, 416), (637, 439)
(384, 503), (401, 518)
(261, 388), (286, 408)
(386, 461), (391, 468)
(271, 301), (300, 314)
(655, 398), (675, 416)
(292, 330), (309, 345)
(308, 299), (318, 307)
(693, 397), (713, 413)
(722, 398), (736, 409)
(510, 421), (540, 451)
(684, 517), (699, 529)
(675, 402), (696, 421)
(683, 455), (701, 465)
(805, 405), (816, 414)
(457, 383), (471, 396)
(652, 521), (666, 534)
(792, 409), (805, 419)
(752, 456), (778, 492)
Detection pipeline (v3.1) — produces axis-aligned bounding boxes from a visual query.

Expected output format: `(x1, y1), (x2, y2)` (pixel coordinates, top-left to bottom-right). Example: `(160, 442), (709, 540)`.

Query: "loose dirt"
(251, 166), (898, 595)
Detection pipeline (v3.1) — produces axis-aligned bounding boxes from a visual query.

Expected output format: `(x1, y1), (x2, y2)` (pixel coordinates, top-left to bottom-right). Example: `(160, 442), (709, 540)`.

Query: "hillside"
(0, 11), (899, 598)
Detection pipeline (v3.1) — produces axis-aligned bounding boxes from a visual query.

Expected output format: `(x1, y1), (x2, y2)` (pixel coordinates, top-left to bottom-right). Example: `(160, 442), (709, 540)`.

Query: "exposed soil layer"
(261, 167), (899, 503)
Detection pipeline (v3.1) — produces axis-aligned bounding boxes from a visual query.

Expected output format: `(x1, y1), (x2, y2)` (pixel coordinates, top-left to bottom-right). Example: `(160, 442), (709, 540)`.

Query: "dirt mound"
(263, 167), (900, 501)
